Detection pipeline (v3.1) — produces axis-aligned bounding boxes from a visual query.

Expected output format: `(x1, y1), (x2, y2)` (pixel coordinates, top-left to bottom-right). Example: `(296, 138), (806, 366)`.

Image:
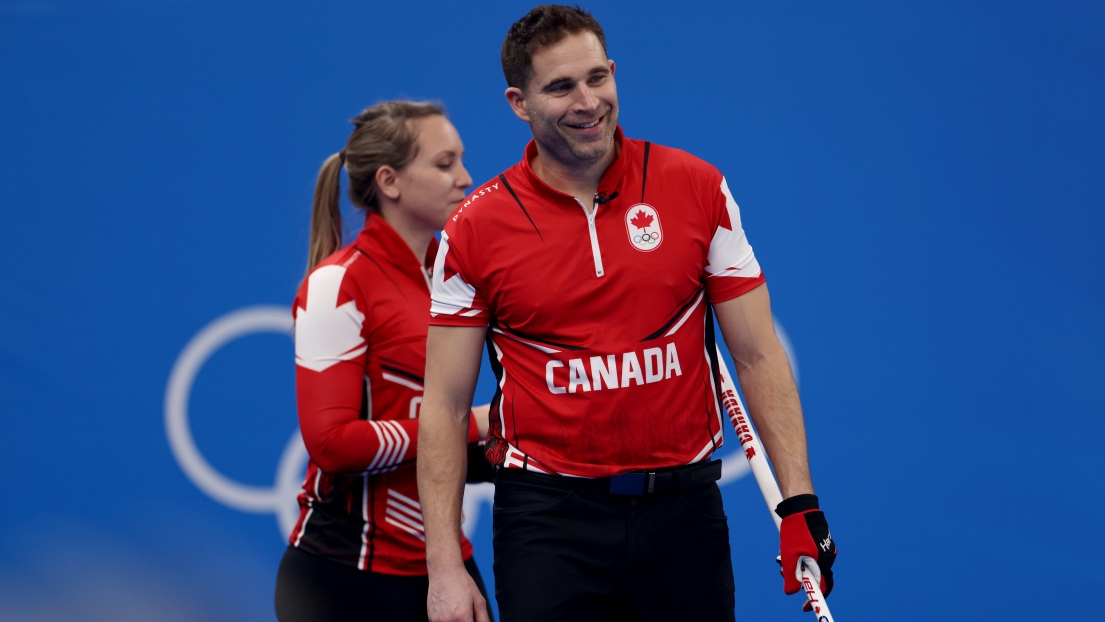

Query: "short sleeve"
(703, 176), (766, 303)
(429, 221), (489, 327)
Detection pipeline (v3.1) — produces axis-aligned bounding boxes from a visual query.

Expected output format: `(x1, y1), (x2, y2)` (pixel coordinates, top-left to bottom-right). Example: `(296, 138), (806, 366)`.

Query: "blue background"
(2, 1), (1103, 619)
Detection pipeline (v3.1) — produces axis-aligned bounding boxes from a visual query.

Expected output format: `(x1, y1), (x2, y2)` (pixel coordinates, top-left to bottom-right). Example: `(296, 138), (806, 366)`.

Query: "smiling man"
(417, 6), (837, 622)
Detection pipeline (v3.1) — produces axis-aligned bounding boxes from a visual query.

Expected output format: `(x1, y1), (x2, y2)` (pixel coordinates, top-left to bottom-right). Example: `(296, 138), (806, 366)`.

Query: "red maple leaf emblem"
(630, 210), (653, 230)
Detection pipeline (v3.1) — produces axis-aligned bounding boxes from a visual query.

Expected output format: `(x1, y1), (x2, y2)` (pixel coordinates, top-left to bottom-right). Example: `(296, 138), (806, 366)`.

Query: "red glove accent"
(777, 494), (836, 598)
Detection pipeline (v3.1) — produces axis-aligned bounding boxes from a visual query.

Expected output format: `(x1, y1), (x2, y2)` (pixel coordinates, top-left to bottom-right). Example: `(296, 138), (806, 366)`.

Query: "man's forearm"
(734, 346), (814, 499)
(715, 287), (815, 500)
(417, 403), (471, 570)
(419, 325), (489, 621)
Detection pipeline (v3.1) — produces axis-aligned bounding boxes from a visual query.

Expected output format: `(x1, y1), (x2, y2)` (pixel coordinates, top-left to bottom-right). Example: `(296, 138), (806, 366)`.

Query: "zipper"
(575, 197), (605, 277)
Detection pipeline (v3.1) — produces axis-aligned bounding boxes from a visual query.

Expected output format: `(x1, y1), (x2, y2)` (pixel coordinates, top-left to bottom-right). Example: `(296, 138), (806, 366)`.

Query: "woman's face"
(393, 115), (472, 232)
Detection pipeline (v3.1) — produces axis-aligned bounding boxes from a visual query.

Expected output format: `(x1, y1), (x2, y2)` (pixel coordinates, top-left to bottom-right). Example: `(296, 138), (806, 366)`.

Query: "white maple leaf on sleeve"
(295, 265), (367, 372)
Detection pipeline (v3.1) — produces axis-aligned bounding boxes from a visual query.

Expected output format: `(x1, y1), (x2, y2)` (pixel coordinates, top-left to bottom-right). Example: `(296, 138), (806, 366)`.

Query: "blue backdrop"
(2, 1), (1103, 620)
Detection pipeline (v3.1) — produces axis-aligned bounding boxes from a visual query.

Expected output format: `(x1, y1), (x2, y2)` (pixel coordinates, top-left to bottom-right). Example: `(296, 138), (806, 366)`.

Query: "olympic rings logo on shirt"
(625, 203), (664, 252)
(164, 306), (798, 541)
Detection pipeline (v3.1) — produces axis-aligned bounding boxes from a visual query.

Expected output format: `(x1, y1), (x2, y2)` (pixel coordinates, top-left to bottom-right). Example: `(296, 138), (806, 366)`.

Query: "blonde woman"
(275, 101), (493, 621)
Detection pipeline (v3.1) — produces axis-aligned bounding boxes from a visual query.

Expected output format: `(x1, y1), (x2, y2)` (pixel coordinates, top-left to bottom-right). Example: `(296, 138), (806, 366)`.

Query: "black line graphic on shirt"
(499, 174), (544, 241)
(640, 288), (705, 342)
(490, 318), (587, 352)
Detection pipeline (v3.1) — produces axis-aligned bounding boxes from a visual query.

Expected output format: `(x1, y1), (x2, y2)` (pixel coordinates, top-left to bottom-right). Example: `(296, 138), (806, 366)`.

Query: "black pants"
(275, 545), (494, 622)
(492, 469), (736, 622)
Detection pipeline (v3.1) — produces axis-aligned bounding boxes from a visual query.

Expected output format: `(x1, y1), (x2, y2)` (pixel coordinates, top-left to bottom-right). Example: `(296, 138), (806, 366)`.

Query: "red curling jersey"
(429, 128), (766, 478)
(291, 214), (474, 575)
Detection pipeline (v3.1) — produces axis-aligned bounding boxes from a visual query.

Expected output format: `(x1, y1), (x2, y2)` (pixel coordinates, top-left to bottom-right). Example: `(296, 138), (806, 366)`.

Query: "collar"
(354, 213), (439, 281)
(520, 125), (630, 202)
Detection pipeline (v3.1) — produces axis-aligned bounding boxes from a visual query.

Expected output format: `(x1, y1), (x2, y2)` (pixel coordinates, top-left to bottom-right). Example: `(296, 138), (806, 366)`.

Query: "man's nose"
(572, 84), (600, 111)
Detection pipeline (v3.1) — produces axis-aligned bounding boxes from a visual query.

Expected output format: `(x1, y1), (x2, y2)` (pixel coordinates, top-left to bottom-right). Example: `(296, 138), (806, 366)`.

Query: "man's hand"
(776, 494), (836, 601)
(427, 564), (490, 622)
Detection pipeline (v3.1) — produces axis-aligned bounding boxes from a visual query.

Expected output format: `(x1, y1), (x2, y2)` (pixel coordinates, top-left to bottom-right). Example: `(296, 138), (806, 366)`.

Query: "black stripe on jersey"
(492, 318), (587, 352)
(365, 474), (377, 571)
(483, 329), (517, 452)
(379, 362), (425, 386)
(360, 376), (370, 421)
(641, 141), (651, 203)
(500, 174), (544, 241)
(484, 329), (504, 422)
(639, 287), (704, 342)
(703, 303), (722, 453)
(355, 246), (407, 299)
(508, 383), (520, 450)
(297, 474), (367, 568)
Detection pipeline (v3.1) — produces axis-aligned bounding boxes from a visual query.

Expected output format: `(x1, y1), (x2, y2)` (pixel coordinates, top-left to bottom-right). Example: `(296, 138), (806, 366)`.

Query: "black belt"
(499, 459), (722, 496)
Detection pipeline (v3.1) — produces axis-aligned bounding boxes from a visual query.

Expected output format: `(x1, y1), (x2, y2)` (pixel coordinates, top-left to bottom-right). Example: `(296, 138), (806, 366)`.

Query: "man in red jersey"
(418, 6), (837, 622)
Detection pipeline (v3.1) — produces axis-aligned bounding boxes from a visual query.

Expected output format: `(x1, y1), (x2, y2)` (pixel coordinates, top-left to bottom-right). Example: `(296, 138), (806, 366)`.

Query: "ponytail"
(303, 100), (445, 278)
(305, 151), (346, 276)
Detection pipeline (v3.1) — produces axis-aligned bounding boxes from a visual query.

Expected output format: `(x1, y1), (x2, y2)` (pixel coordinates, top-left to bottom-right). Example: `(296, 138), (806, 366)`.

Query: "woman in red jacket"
(275, 101), (493, 621)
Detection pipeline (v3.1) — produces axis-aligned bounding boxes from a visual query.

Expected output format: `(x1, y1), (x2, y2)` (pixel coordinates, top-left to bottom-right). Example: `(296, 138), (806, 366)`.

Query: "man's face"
(510, 31), (618, 169)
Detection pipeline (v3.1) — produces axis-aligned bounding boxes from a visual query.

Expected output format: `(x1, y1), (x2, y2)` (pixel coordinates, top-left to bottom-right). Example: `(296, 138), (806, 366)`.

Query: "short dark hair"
(501, 4), (607, 90)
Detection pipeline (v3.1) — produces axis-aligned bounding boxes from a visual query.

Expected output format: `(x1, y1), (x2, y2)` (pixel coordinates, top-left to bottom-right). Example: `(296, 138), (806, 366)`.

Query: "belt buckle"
(608, 471), (657, 495)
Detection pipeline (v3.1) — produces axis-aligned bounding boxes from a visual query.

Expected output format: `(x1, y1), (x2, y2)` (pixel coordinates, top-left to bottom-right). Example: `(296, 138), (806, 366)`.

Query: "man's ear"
(505, 87), (530, 122)
(376, 165), (400, 201)
(609, 59), (616, 75)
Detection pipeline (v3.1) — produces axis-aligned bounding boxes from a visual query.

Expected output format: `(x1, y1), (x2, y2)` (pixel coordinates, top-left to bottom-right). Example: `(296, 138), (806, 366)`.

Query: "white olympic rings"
(164, 306), (797, 539)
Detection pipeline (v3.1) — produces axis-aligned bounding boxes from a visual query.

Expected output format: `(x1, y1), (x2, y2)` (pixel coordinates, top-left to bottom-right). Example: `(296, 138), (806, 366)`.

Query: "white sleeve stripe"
(366, 421), (388, 471)
(389, 420), (411, 466)
(360, 421), (416, 474)
(379, 421), (401, 468)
